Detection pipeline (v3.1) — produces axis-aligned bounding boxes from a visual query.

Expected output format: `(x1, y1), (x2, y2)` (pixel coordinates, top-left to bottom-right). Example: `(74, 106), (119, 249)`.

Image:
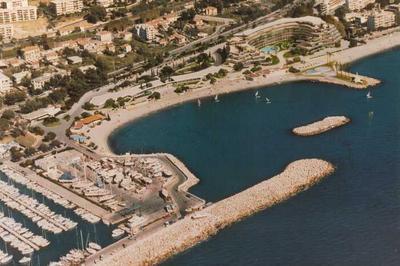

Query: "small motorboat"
(0, 255), (13, 265)
(112, 228), (125, 239)
(214, 95), (220, 103)
(88, 242), (101, 251)
(19, 257), (31, 265)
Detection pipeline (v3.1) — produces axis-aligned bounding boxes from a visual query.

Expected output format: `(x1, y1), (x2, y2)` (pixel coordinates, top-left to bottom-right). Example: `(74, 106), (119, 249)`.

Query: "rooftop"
(236, 16), (327, 37)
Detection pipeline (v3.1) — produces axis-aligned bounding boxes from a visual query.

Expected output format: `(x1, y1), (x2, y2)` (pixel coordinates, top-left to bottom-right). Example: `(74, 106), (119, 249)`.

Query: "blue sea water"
(110, 48), (400, 266)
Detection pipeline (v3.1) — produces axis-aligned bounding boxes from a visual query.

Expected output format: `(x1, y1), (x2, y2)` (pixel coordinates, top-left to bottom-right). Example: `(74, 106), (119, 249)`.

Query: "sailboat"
(265, 97), (271, 104)
(366, 91), (373, 99)
(255, 91), (261, 99)
(214, 95), (220, 103)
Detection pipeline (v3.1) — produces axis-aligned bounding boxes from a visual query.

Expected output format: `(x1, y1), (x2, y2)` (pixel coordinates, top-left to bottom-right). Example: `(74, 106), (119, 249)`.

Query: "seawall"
(93, 158), (335, 266)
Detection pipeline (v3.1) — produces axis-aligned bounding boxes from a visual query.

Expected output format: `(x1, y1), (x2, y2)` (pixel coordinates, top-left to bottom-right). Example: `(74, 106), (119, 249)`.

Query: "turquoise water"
(110, 48), (400, 265)
(260, 46), (278, 54)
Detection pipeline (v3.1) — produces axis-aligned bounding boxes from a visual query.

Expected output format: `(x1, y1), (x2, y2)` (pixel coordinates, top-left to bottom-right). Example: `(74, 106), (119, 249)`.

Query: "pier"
(0, 180), (75, 232)
(89, 158), (335, 266)
(0, 218), (40, 251)
(3, 161), (111, 223)
(292, 116), (350, 136)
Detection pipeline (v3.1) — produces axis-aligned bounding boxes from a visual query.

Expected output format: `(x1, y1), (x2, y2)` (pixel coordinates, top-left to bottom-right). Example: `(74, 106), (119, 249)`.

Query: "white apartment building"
(0, 71), (12, 94)
(50, 0), (83, 16)
(95, 0), (113, 7)
(0, 0), (37, 24)
(346, 0), (375, 11)
(317, 0), (345, 15)
(0, 23), (12, 41)
(135, 24), (157, 41)
(367, 9), (396, 30)
(21, 45), (41, 62)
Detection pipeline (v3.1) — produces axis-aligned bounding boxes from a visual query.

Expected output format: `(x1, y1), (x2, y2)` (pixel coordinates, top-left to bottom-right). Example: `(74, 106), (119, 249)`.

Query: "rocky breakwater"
(293, 116), (350, 136)
(95, 159), (335, 266)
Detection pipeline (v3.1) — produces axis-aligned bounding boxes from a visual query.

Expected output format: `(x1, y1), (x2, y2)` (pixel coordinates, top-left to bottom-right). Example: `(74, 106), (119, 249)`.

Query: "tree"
(24, 147), (36, 157)
(29, 126), (44, 136)
(0, 118), (10, 131)
(159, 66), (175, 81)
(148, 91), (161, 100)
(38, 143), (50, 153)
(1, 109), (15, 120)
(4, 90), (26, 105)
(86, 5), (107, 23)
(9, 147), (23, 162)
(43, 131), (56, 142)
(233, 62), (244, 71)
(104, 98), (117, 108)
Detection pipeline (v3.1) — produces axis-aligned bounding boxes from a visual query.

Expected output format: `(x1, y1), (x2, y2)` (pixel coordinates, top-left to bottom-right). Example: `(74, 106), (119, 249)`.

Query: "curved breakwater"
(95, 159), (334, 266)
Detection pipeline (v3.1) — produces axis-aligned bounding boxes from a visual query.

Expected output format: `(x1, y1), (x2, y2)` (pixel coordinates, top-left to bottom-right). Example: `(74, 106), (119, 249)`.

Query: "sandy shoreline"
(92, 159), (335, 266)
(87, 31), (400, 155)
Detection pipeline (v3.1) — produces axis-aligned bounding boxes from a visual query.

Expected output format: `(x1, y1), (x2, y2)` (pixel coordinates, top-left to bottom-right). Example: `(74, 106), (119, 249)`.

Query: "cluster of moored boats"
(73, 208), (101, 224)
(50, 242), (102, 266)
(0, 180), (77, 234)
(1, 165), (103, 224)
(0, 249), (13, 265)
(0, 212), (49, 264)
(0, 165), (76, 209)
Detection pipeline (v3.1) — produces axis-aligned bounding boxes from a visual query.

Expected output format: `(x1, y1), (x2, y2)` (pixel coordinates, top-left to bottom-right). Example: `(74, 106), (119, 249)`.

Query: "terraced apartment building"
(234, 16), (342, 55)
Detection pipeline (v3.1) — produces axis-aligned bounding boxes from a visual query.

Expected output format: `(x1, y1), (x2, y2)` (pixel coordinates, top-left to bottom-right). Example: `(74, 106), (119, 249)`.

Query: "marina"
(0, 180), (77, 234)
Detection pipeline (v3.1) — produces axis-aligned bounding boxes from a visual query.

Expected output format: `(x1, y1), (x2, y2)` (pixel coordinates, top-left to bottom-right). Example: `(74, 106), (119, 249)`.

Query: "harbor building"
(0, 0), (37, 24)
(50, 0), (83, 16)
(367, 9), (396, 31)
(0, 71), (12, 94)
(234, 16), (342, 55)
(345, 0), (375, 11)
(0, 23), (12, 41)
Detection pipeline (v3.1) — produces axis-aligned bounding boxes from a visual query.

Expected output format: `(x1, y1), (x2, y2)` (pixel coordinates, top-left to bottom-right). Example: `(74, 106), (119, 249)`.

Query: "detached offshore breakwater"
(293, 116), (351, 136)
(96, 159), (335, 266)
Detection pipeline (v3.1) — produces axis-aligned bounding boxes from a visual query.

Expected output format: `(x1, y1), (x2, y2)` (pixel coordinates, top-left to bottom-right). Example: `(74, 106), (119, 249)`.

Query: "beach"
(92, 159), (335, 266)
(86, 31), (400, 156)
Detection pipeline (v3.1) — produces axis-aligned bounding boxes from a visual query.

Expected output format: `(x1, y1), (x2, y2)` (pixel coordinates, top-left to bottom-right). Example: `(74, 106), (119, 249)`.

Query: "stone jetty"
(94, 159), (335, 266)
(293, 116), (350, 136)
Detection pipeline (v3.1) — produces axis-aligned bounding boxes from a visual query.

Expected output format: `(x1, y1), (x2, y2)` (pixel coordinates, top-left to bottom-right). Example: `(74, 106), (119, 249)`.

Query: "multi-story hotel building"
(346, 0), (375, 11)
(95, 0), (112, 7)
(0, 23), (12, 40)
(0, 0), (37, 24)
(135, 24), (157, 41)
(50, 0), (83, 16)
(317, 0), (345, 15)
(367, 9), (396, 31)
(234, 16), (342, 55)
